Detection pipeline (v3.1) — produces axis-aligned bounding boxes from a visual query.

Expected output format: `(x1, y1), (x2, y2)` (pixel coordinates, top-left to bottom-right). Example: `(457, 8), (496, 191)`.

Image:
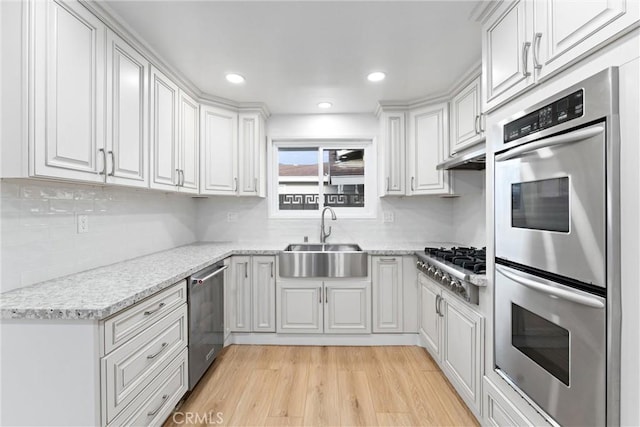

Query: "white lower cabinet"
(419, 272), (484, 416)
(483, 376), (542, 427)
(324, 281), (371, 334)
(228, 255), (276, 332)
(277, 280), (371, 334)
(101, 280), (189, 426)
(277, 281), (324, 334)
(372, 256), (403, 333)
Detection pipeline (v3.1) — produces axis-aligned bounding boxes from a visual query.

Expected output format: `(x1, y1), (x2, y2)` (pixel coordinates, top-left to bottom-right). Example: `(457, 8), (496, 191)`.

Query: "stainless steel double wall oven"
(493, 68), (620, 427)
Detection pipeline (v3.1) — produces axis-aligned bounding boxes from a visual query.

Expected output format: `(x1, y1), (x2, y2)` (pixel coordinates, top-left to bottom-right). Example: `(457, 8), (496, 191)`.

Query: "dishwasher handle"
(192, 264), (228, 285)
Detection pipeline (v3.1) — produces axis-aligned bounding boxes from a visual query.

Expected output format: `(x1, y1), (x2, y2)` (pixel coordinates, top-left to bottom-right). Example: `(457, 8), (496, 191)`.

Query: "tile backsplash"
(0, 179), (197, 292)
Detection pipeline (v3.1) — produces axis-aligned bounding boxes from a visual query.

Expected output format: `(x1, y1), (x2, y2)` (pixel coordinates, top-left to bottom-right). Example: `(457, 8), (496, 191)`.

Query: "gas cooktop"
(416, 246), (487, 305)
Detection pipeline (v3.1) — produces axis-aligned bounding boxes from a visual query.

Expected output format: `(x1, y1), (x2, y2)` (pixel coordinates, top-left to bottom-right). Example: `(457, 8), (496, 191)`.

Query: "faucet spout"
(320, 206), (337, 243)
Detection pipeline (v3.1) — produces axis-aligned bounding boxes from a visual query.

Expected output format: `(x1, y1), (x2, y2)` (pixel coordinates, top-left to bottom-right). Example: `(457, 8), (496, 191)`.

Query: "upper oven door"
(495, 122), (606, 287)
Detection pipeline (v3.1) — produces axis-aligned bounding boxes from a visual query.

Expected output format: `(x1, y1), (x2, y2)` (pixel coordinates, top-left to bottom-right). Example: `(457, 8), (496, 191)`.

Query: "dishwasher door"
(188, 262), (226, 390)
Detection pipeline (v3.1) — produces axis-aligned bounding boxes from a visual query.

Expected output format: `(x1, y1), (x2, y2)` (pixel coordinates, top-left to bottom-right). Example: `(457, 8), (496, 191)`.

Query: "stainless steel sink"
(279, 243), (368, 278)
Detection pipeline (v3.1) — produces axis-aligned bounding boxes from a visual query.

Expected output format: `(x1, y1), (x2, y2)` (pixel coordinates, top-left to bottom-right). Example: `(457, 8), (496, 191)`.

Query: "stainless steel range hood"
(437, 145), (485, 170)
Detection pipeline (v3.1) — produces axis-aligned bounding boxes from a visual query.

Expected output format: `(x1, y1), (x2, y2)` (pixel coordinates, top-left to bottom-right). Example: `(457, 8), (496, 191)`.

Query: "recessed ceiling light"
(367, 71), (386, 82)
(317, 102), (333, 109)
(225, 73), (245, 84)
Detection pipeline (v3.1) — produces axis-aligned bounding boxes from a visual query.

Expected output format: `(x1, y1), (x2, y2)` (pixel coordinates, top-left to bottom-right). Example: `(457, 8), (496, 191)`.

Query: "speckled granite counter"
(0, 241), (452, 321)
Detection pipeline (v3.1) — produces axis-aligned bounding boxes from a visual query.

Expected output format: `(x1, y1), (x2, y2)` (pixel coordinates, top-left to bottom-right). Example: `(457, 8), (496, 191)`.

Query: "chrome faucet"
(320, 206), (337, 243)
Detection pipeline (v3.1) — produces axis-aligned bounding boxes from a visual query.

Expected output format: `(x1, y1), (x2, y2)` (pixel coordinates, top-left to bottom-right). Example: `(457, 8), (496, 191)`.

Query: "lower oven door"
(494, 264), (606, 427)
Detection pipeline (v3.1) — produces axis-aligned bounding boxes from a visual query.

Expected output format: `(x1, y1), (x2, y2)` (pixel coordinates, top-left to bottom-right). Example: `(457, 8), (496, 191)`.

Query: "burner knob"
(433, 270), (442, 280)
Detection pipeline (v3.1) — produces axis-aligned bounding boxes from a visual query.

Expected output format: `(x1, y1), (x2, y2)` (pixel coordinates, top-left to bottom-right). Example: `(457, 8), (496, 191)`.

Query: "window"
(270, 140), (375, 218)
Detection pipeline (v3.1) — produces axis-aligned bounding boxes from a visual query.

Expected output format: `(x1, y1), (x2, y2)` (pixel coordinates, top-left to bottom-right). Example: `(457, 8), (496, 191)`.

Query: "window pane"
(323, 149), (365, 208)
(278, 148), (319, 210)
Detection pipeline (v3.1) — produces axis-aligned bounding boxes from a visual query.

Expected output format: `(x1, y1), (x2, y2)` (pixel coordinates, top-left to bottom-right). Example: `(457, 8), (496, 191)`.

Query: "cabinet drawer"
(108, 347), (188, 427)
(103, 281), (186, 354)
(103, 304), (187, 423)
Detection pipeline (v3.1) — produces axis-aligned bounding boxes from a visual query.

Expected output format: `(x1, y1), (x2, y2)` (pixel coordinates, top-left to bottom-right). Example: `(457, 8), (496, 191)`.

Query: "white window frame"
(268, 137), (377, 219)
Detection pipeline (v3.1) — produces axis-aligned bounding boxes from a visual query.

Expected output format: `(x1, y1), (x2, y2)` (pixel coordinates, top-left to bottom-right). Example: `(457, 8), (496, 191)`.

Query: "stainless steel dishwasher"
(188, 261), (226, 390)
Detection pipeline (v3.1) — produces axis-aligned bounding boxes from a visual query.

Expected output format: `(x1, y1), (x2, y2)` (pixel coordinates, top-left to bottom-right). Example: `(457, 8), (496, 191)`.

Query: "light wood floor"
(164, 345), (479, 427)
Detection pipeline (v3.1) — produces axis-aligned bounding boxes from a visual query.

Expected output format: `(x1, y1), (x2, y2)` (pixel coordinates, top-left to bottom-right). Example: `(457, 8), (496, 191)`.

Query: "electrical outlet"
(383, 211), (395, 223)
(77, 215), (89, 233)
(227, 212), (238, 222)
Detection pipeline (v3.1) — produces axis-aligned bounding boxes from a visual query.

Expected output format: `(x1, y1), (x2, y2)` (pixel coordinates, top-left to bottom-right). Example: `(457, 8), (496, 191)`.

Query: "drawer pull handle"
(147, 394), (169, 417)
(147, 342), (168, 360)
(143, 302), (165, 316)
(379, 258), (396, 262)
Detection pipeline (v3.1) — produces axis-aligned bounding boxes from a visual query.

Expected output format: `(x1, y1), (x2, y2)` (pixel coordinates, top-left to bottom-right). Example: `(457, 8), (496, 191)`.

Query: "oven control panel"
(504, 89), (584, 143)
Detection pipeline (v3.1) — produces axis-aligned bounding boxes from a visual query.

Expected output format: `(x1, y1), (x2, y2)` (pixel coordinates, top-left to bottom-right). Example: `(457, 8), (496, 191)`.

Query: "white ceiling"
(103, 1), (483, 114)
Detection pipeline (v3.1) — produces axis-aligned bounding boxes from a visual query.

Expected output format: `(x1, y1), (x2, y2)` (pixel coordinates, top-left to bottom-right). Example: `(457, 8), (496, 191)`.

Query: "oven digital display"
(512, 177), (570, 232)
(504, 89), (584, 143)
(512, 303), (570, 386)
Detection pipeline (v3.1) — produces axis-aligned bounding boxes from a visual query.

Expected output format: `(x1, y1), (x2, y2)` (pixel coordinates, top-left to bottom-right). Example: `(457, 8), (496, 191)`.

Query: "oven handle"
(495, 125), (604, 162)
(495, 265), (605, 308)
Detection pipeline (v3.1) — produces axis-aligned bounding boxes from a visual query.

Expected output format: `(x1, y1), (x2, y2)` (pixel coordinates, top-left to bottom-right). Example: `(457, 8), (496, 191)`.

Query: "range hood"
(437, 145), (486, 170)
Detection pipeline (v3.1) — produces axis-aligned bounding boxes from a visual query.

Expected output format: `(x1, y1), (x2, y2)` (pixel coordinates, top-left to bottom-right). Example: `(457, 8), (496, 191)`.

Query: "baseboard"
(224, 333), (420, 346)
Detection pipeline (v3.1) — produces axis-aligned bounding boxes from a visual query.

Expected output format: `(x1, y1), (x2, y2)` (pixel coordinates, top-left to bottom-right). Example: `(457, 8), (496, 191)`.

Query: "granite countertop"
(0, 241), (448, 321)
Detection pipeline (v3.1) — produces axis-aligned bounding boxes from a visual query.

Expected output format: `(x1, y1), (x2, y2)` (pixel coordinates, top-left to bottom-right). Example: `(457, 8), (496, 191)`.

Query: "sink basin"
(284, 243), (362, 252)
(279, 243), (368, 278)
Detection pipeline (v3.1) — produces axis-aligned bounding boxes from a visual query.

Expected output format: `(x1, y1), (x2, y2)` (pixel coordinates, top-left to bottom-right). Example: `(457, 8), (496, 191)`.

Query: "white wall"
(0, 179), (197, 292)
(452, 170), (486, 248)
(196, 195), (456, 246)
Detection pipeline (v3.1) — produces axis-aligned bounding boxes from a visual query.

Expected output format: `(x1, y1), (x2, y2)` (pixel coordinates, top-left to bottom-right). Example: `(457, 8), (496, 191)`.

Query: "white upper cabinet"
(200, 105), (238, 195)
(482, 0), (533, 110)
(378, 111), (406, 196)
(483, 0), (639, 110)
(533, 0), (639, 79)
(178, 90), (199, 194)
(450, 76), (484, 154)
(32, 0), (106, 183)
(238, 112), (266, 197)
(149, 66), (180, 191)
(406, 103), (452, 195)
(105, 30), (149, 188)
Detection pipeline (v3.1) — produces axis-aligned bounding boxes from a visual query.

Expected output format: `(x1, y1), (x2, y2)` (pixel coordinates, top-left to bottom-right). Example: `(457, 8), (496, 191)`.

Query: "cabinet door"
(324, 281), (371, 334)
(372, 257), (403, 333)
(149, 66), (179, 191)
(483, 0), (533, 110)
(238, 113), (264, 197)
(419, 274), (441, 361)
(105, 30), (148, 188)
(450, 76), (483, 154)
(379, 112), (406, 196)
(33, 0), (105, 182)
(200, 105), (238, 195)
(252, 256), (275, 332)
(229, 256), (252, 332)
(534, 0), (640, 79)
(406, 103), (452, 195)
(178, 90), (199, 194)
(441, 294), (483, 413)
(277, 281), (323, 334)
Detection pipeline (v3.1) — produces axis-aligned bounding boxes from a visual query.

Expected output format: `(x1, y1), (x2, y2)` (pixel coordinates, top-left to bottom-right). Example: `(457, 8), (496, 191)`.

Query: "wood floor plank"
(302, 346), (341, 426)
(365, 347), (411, 413)
(269, 346), (311, 417)
(227, 369), (280, 426)
(338, 370), (378, 426)
(163, 345), (479, 427)
(264, 416), (304, 426)
(375, 412), (421, 426)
